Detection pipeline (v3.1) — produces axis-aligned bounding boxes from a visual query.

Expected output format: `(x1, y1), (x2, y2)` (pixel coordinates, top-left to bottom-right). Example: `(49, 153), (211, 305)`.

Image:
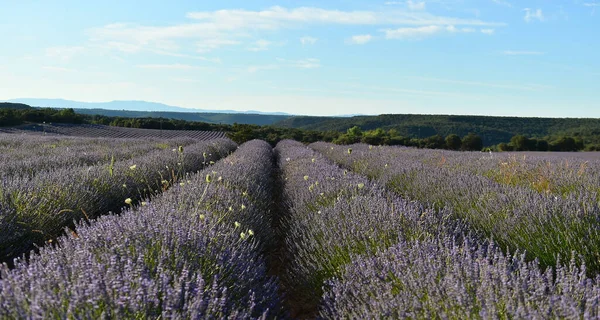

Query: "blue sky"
(0, 0), (598, 117)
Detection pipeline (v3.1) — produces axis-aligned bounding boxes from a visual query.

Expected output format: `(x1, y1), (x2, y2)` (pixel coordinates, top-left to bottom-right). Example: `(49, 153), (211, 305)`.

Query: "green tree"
(497, 142), (513, 151)
(510, 135), (530, 151)
(461, 133), (483, 151)
(445, 134), (462, 150)
(424, 134), (446, 149)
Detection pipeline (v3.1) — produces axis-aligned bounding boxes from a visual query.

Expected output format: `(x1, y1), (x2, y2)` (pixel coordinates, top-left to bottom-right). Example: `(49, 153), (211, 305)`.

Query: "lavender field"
(2, 131), (600, 319)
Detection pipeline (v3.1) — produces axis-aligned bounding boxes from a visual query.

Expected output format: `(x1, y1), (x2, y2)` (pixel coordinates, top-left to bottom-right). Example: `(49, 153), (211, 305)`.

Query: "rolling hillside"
(274, 114), (600, 146)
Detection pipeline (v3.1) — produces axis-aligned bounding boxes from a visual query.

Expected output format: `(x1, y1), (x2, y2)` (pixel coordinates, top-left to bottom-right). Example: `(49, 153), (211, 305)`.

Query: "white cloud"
(247, 65), (279, 73)
(197, 39), (241, 53)
(383, 24), (475, 39)
(88, 6), (503, 55)
(502, 50), (545, 55)
(300, 36), (318, 45)
(524, 8), (544, 22)
(105, 41), (141, 53)
(348, 34), (373, 45)
(406, 1), (426, 10)
(384, 25), (441, 39)
(170, 77), (201, 83)
(492, 0), (512, 8)
(584, 2), (600, 14)
(447, 26), (476, 33)
(42, 66), (75, 72)
(45, 46), (86, 61)
(248, 39), (272, 52)
(136, 64), (207, 70)
(481, 28), (495, 35)
(277, 58), (321, 69)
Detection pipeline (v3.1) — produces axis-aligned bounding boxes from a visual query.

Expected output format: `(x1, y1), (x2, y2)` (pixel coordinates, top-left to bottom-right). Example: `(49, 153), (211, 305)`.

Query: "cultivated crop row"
(311, 142), (600, 275)
(271, 141), (599, 318)
(2, 136), (600, 318)
(0, 135), (200, 178)
(275, 140), (465, 317)
(0, 140), (284, 318)
(0, 123), (227, 140)
(0, 138), (236, 263)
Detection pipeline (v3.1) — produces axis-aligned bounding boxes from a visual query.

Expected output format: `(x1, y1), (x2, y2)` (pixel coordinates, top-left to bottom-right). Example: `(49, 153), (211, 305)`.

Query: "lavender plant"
(311, 142), (600, 275)
(0, 138), (237, 264)
(0, 139), (283, 318)
(0, 134), (198, 178)
(275, 140), (465, 316)
(321, 236), (600, 319)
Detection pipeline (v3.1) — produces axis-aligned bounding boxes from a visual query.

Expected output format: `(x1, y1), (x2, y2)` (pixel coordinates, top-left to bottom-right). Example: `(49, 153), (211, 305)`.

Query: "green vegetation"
(275, 114), (600, 149)
(1, 103), (598, 151)
(74, 108), (291, 126)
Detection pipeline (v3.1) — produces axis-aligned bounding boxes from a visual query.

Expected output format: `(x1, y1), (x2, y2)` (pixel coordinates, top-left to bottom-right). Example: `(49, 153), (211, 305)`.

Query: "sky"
(0, 0), (599, 117)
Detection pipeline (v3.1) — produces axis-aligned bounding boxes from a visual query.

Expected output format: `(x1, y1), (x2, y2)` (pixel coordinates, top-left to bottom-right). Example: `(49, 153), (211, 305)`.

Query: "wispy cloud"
(88, 6), (504, 56)
(45, 46), (86, 61)
(492, 0), (512, 8)
(384, 1), (425, 10)
(276, 58), (321, 69)
(524, 8), (544, 22)
(384, 25), (475, 39)
(407, 1), (426, 10)
(197, 39), (241, 53)
(136, 64), (207, 70)
(247, 65), (279, 73)
(42, 66), (75, 72)
(503, 50), (546, 55)
(300, 36), (318, 45)
(584, 2), (600, 14)
(481, 28), (495, 35)
(248, 39), (272, 52)
(170, 77), (201, 83)
(384, 25), (442, 39)
(348, 34), (373, 45)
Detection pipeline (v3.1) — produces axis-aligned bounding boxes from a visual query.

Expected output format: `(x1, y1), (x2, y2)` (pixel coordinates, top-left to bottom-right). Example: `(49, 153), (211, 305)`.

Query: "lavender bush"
(311, 142), (600, 275)
(321, 236), (600, 319)
(0, 134), (199, 178)
(0, 138), (237, 263)
(0, 139), (283, 319)
(275, 140), (465, 315)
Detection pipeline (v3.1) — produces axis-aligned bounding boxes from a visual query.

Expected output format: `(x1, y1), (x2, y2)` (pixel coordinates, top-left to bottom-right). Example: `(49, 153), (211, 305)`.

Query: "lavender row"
(0, 134), (199, 178)
(310, 142), (600, 275)
(274, 140), (464, 315)
(321, 236), (600, 319)
(0, 138), (237, 263)
(1, 123), (227, 140)
(0, 140), (283, 319)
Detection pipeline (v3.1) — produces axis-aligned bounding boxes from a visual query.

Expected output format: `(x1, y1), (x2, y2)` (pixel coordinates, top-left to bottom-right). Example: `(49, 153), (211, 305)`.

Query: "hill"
(7, 98), (291, 115)
(274, 114), (600, 146)
(74, 108), (291, 126)
(0, 102), (33, 110)
(2, 99), (292, 126)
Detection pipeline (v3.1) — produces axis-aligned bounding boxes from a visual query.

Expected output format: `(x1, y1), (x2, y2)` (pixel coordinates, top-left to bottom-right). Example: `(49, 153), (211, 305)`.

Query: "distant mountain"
(6, 98), (291, 116)
(74, 108), (291, 126)
(0, 100), (292, 126)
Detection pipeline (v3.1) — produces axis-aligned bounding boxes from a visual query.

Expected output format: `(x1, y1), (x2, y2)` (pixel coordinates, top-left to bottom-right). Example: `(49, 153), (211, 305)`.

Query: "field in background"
(0, 123), (226, 140)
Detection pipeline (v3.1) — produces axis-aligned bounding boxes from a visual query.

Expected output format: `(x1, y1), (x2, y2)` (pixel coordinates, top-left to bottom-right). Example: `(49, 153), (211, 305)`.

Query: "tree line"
(0, 106), (596, 151)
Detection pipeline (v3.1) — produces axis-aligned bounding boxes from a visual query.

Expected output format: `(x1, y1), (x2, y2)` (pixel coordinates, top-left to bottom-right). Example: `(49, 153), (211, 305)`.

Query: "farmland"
(1, 127), (600, 319)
